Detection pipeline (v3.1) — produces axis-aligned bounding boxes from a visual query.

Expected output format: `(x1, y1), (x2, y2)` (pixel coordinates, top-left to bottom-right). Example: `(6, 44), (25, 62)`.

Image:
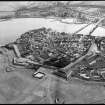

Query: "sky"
(0, 1), (32, 11)
(0, 1), (105, 12)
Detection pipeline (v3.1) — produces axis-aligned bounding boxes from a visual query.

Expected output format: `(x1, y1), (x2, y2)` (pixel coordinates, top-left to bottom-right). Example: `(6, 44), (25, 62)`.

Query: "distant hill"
(0, 1), (105, 21)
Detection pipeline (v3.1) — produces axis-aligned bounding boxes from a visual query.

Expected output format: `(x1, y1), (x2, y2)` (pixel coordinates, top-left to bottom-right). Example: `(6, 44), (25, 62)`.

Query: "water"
(0, 18), (105, 46)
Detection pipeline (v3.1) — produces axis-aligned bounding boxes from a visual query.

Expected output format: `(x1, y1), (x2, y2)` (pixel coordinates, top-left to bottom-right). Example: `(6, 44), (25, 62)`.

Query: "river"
(0, 18), (105, 46)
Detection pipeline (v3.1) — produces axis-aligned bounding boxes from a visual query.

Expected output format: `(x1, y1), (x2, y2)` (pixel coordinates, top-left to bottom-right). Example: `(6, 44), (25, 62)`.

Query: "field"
(1, 47), (105, 104)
